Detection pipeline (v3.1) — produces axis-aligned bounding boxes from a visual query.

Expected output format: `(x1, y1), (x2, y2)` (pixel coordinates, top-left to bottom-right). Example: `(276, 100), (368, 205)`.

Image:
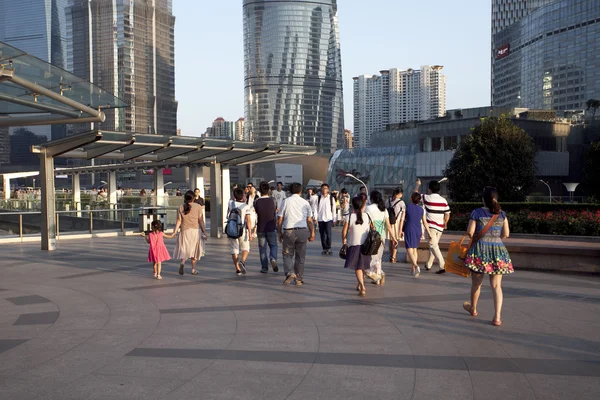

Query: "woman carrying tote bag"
(341, 196), (372, 297)
(463, 187), (514, 326)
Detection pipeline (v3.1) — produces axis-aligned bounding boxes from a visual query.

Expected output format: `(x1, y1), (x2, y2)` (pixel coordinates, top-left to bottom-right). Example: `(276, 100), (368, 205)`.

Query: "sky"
(173, 0), (492, 137)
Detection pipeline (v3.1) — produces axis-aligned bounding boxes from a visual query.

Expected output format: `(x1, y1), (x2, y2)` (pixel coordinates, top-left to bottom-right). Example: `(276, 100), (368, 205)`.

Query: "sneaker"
(260, 268), (268, 274)
(283, 273), (296, 285)
(238, 261), (247, 275)
(424, 265), (432, 271)
(435, 269), (446, 275)
(321, 250), (328, 255)
(157, 275), (162, 280)
(236, 270), (242, 276)
(326, 249), (332, 255)
(270, 259), (279, 272)
(178, 264), (184, 275)
(153, 273), (157, 278)
(295, 279), (303, 287)
(415, 267), (421, 278)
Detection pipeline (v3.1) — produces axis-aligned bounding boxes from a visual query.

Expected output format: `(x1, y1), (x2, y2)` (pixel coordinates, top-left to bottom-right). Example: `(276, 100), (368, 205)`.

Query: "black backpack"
(387, 199), (401, 225)
(361, 214), (383, 256)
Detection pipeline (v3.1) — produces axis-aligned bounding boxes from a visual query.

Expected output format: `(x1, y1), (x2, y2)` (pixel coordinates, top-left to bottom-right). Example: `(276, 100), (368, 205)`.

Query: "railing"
(0, 206), (182, 240)
(526, 196), (587, 203)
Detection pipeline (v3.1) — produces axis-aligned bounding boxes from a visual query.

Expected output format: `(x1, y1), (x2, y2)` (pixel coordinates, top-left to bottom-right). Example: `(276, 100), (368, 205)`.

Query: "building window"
(431, 137), (442, 152)
(419, 138), (427, 152)
(444, 136), (458, 150)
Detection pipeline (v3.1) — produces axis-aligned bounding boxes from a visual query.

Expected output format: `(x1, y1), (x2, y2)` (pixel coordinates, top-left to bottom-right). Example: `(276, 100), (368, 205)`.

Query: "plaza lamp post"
(539, 180), (552, 203)
(345, 173), (368, 195)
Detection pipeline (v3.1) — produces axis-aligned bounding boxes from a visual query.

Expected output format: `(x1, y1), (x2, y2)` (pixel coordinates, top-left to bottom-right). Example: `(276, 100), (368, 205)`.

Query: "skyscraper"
(353, 66), (447, 148)
(243, 0), (344, 153)
(491, 0), (600, 110)
(67, 0), (177, 135)
(0, 0), (69, 142)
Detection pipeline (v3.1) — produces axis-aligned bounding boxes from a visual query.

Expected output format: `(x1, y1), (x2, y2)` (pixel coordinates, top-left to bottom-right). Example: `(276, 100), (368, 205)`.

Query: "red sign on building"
(496, 44), (510, 59)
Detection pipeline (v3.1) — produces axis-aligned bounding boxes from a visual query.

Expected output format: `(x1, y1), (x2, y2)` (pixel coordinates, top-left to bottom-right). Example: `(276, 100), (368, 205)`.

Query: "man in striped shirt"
(415, 179), (451, 274)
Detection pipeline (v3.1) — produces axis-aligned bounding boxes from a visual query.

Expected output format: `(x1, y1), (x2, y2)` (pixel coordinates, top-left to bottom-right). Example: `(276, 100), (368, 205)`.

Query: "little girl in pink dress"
(142, 220), (175, 280)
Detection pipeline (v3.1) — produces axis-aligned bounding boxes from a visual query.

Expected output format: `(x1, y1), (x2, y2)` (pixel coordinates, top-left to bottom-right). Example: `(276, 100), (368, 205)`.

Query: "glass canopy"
(0, 41), (127, 123)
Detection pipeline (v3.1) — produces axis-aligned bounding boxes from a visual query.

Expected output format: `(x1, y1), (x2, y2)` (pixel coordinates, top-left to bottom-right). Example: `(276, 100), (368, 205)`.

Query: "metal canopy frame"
(32, 130), (317, 172)
(0, 42), (127, 127)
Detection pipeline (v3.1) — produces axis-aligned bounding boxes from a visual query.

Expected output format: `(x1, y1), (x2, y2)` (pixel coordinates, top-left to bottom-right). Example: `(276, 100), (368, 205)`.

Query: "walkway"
(0, 234), (599, 399)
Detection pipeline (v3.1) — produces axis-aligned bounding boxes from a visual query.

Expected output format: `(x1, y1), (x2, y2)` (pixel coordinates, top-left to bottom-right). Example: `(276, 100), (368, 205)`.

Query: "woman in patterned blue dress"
(463, 187), (514, 326)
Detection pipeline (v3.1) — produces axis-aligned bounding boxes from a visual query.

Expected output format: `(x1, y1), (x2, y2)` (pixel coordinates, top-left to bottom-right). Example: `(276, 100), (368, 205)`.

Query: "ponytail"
(483, 187), (501, 215)
(183, 191), (194, 215)
(352, 196), (365, 225)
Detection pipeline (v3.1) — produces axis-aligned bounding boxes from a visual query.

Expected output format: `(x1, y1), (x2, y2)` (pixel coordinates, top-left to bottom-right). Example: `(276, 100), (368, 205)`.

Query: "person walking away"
(341, 196), (371, 297)
(386, 188), (406, 263)
(366, 191), (398, 285)
(307, 188), (319, 222)
(313, 183), (336, 255)
(273, 182), (286, 213)
(277, 182), (315, 286)
(226, 188), (254, 275)
(255, 182), (279, 273)
(173, 191), (207, 275)
(463, 187), (514, 326)
(333, 192), (341, 226)
(398, 192), (432, 277)
(414, 179), (451, 274)
(246, 183), (258, 236)
(141, 220), (175, 280)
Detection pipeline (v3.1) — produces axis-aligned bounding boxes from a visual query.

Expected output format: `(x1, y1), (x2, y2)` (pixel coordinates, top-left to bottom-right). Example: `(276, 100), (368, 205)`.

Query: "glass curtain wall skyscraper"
(243, 0), (345, 154)
(67, 0), (177, 135)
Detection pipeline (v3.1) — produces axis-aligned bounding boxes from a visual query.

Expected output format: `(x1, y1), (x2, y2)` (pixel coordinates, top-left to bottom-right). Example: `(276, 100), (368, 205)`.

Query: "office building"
(492, 0), (600, 111)
(243, 0), (345, 153)
(67, 0), (177, 135)
(235, 118), (245, 141)
(0, 0), (69, 142)
(344, 129), (353, 149)
(210, 118), (234, 139)
(0, 128), (9, 165)
(353, 66), (446, 148)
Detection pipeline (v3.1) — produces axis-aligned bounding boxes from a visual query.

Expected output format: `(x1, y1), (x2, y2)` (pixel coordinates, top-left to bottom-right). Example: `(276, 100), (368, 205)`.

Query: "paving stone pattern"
(0, 232), (599, 400)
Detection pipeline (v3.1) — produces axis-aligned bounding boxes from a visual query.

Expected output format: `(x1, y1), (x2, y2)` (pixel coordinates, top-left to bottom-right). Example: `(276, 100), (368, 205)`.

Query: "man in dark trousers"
(312, 183), (336, 255)
(254, 181), (279, 273)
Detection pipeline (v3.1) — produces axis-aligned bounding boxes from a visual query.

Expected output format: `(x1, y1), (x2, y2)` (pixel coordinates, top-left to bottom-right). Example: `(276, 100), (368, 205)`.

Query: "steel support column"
(72, 173), (81, 217)
(40, 149), (56, 251)
(108, 171), (117, 219)
(2, 176), (10, 200)
(221, 165), (231, 233)
(209, 163), (222, 238)
(154, 168), (164, 207)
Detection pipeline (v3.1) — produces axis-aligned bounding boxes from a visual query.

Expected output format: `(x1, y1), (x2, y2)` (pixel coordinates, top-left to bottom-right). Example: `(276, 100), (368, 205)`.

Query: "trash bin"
(139, 207), (166, 233)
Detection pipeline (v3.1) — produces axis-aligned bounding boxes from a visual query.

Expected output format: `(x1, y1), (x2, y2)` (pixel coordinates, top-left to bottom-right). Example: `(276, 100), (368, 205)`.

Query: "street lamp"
(163, 181), (173, 188)
(563, 182), (579, 203)
(439, 177), (448, 183)
(98, 180), (108, 188)
(539, 180), (552, 203)
(345, 173), (368, 195)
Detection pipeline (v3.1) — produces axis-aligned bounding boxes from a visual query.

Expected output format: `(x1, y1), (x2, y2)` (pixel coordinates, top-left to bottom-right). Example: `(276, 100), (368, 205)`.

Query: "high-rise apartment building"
(67, 0), (177, 135)
(210, 118), (235, 139)
(235, 118), (245, 141)
(353, 66), (446, 148)
(243, 0), (345, 153)
(0, 0), (70, 143)
(344, 129), (353, 149)
(492, 0), (600, 111)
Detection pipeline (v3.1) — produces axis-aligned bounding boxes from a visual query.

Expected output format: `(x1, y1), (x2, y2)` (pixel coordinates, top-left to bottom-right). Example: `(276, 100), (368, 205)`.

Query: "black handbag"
(361, 214), (382, 256)
(339, 244), (348, 260)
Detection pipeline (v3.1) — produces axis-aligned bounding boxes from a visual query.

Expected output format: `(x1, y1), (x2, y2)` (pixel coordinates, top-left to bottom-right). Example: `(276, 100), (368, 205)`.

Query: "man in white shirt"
(386, 188), (406, 263)
(227, 188), (254, 275)
(312, 183), (336, 255)
(272, 181), (286, 213)
(415, 179), (451, 274)
(277, 182), (315, 286)
(307, 188), (318, 220)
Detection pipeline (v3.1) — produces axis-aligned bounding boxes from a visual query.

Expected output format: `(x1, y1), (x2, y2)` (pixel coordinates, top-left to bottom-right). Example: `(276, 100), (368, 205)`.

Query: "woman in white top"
(342, 196), (371, 297)
(366, 191), (398, 286)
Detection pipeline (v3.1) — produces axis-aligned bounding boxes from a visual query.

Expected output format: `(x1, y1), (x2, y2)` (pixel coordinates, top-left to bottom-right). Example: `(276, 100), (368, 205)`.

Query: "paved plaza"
(0, 233), (599, 400)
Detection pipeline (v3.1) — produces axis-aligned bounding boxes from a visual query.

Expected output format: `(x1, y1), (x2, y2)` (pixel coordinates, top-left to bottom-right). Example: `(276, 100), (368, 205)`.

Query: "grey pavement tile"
(412, 369), (473, 400)
(0, 339), (28, 354)
(0, 377), (47, 400)
(97, 356), (214, 380)
(49, 314), (108, 331)
(37, 373), (187, 400)
(469, 371), (536, 400)
(164, 368), (300, 400)
(139, 333), (235, 350)
(13, 311), (60, 326)
(525, 373), (600, 400)
(5, 295), (53, 306)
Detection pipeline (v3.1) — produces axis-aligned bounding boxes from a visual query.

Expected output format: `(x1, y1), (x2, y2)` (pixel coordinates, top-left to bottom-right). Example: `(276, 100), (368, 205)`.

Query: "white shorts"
(229, 236), (250, 255)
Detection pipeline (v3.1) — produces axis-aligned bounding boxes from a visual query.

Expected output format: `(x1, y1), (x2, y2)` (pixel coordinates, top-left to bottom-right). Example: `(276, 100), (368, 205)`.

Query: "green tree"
(444, 115), (537, 202)
(586, 99), (600, 120)
(583, 141), (600, 199)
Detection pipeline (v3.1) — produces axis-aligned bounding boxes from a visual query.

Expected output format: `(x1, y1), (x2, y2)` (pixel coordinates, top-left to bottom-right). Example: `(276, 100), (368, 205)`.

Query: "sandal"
(191, 269), (199, 275)
(463, 302), (478, 317)
(492, 320), (502, 326)
(358, 284), (366, 297)
(390, 257), (396, 263)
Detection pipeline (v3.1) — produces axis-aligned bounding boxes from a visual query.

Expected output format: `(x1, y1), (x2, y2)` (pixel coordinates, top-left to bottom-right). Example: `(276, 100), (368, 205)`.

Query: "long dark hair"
(370, 190), (385, 212)
(352, 196), (365, 225)
(183, 190), (195, 215)
(483, 186), (501, 214)
(411, 192), (421, 205)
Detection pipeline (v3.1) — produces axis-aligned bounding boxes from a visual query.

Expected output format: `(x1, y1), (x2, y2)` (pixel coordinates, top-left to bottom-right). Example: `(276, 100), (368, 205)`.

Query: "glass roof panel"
(0, 42), (127, 115)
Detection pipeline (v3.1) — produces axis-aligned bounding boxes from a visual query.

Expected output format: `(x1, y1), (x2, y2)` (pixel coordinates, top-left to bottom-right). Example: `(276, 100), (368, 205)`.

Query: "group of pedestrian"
(141, 179), (514, 326)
